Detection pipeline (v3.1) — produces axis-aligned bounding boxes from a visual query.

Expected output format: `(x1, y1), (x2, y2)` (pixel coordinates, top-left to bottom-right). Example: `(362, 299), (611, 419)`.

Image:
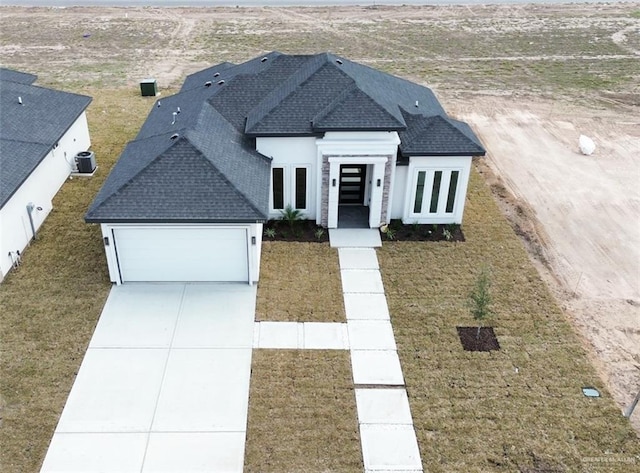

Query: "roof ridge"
(185, 130), (268, 218)
(175, 137), (268, 219)
(244, 53), (331, 134)
(313, 84), (406, 131)
(310, 82), (358, 126)
(87, 132), (184, 212)
(0, 136), (52, 147)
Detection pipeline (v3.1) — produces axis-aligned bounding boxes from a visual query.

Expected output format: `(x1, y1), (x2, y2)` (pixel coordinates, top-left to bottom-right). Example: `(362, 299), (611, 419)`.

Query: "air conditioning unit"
(75, 151), (96, 174)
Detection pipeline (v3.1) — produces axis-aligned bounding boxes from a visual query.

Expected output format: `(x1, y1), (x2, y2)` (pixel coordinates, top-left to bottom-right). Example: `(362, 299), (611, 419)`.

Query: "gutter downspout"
(26, 202), (37, 240)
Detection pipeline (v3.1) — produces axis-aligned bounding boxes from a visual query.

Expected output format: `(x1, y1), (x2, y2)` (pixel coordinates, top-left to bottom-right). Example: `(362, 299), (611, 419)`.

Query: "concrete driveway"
(41, 283), (256, 473)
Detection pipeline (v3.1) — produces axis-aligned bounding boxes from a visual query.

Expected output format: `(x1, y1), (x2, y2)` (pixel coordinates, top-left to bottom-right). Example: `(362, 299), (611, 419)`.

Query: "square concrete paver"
(173, 285), (256, 348)
(303, 322), (349, 349)
(348, 321), (397, 350)
(341, 270), (385, 293)
(152, 348), (252, 432)
(355, 388), (414, 425)
(56, 348), (167, 433)
(40, 433), (147, 473)
(143, 432), (246, 472)
(338, 248), (379, 270)
(89, 284), (185, 348)
(329, 228), (382, 248)
(344, 293), (390, 320)
(351, 350), (405, 386)
(41, 433), (147, 473)
(254, 321), (301, 349)
(360, 424), (423, 471)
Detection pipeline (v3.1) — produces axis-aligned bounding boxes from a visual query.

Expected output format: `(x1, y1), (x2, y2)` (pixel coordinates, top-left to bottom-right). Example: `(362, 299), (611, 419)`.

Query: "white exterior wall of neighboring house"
(256, 137), (317, 220)
(0, 112), (90, 281)
(400, 155), (472, 225)
(99, 223), (263, 285)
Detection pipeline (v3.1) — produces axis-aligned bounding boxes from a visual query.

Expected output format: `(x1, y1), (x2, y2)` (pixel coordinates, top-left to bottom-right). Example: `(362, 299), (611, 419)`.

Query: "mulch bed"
(382, 221), (465, 242)
(456, 327), (501, 352)
(263, 220), (329, 242)
(262, 219), (464, 243)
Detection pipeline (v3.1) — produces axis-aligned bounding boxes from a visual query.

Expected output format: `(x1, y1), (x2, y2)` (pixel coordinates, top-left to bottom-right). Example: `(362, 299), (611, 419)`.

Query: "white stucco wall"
(256, 137), (317, 220)
(401, 155), (472, 225)
(390, 165), (408, 219)
(0, 112), (91, 281)
(255, 133), (473, 227)
(100, 223), (263, 285)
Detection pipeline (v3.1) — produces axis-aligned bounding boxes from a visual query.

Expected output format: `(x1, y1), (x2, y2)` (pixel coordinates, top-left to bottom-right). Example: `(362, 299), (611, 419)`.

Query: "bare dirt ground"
(1, 2), (639, 432)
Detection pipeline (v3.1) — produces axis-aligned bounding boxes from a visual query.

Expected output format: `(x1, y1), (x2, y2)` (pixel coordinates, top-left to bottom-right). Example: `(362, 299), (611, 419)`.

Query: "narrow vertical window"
(272, 168), (284, 210)
(295, 167), (307, 209)
(413, 171), (426, 213)
(446, 171), (459, 213)
(429, 171), (442, 213)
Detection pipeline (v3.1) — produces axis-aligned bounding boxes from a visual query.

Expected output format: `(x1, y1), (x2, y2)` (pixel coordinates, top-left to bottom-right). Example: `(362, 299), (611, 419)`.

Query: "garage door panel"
(114, 228), (248, 282)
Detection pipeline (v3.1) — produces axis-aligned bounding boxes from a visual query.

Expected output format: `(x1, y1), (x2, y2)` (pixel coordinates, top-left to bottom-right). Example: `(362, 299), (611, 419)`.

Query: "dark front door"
(339, 165), (366, 204)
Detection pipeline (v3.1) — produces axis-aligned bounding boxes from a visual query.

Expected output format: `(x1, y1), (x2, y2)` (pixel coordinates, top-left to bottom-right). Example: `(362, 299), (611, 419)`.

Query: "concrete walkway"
(253, 321), (349, 349)
(330, 229), (424, 473)
(41, 283), (256, 473)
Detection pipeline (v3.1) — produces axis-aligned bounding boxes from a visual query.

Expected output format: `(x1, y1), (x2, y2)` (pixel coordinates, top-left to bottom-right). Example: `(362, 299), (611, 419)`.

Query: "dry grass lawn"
(244, 350), (362, 473)
(377, 169), (640, 472)
(256, 243), (345, 322)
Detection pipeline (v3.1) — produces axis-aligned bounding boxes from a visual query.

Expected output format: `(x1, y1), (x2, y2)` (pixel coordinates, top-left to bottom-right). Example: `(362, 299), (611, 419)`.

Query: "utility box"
(140, 78), (157, 97)
(75, 151), (96, 173)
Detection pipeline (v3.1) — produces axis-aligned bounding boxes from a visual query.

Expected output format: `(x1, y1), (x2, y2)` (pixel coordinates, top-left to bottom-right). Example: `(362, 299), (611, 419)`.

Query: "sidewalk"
(331, 229), (423, 473)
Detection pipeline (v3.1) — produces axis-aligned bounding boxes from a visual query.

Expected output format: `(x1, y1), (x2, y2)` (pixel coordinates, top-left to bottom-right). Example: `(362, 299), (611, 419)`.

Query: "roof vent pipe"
(18, 96), (23, 105)
(171, 112), (177, 125)
(415, 100), (419, 107)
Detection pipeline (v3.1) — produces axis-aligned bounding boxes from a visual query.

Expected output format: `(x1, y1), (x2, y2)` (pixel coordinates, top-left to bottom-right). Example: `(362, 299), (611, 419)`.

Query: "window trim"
(445, 170), (459, 214)
(271, 167), (285, 211)
(408, 167), (463, 218)
(293, 166), (309, 211)
(413, 170), (426, 213)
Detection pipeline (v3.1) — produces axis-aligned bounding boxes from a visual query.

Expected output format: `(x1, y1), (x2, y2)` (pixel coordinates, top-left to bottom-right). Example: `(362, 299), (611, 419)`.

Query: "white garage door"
(113, 227), (249, 282)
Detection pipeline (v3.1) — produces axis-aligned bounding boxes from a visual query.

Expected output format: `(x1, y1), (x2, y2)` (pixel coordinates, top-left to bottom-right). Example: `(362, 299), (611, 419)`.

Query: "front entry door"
(339, 165), (366, 204)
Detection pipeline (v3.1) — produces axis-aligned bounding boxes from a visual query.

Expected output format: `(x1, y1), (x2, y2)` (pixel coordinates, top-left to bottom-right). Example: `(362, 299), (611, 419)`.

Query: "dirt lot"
(1, 0), (639, 440)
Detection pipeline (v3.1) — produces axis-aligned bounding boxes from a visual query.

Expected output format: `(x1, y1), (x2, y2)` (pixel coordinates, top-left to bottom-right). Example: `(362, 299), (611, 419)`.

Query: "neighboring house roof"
(86, 52), (485, 223)
(0, 68), (37, 85)
(0, 68), (92, 209)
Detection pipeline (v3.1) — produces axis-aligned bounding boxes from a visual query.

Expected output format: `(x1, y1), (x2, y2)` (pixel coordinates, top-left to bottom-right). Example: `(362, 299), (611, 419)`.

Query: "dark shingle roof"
(85, 107), (271, 223)
(399, 111), (485, 156)
(0, 67), (37, 85)
(0, 69), (92, 208)
(86, 52), (484, 223)
(86, 137), (267, 222)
